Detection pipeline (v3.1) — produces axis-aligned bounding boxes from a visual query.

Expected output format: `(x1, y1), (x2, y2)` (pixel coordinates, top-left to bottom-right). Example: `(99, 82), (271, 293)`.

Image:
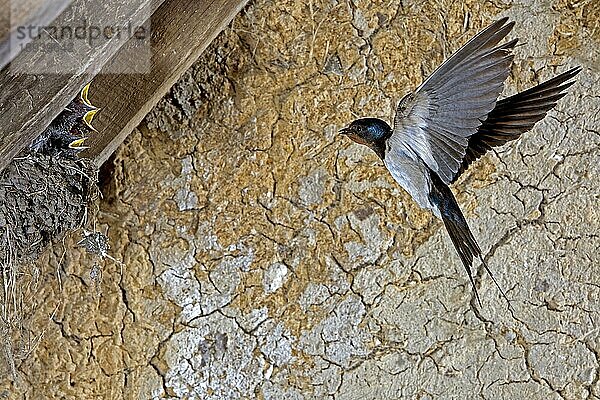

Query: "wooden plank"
(85, 0), (248, 166)
(0, 0), (73, 70)
(0, 0), (165, 174)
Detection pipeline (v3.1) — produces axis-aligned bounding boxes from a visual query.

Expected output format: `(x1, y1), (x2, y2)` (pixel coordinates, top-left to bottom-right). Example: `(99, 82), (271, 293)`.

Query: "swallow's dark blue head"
(339, 118), (392, 159)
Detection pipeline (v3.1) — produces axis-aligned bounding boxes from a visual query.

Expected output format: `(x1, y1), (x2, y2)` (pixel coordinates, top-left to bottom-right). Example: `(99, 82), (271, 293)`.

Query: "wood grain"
(84, 0), (248, 166)
(0, 0), (164, 173)
(0, 0), (73, 69)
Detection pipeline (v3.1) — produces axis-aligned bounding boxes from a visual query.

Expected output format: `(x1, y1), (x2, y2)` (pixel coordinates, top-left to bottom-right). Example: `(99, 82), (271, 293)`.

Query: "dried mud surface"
(3, 0), (599, 398)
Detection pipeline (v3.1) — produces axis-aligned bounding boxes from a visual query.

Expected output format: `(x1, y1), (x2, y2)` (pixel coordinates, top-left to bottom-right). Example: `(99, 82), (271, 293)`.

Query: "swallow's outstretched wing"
(390, 17), (516, 184)
(452, 66), (582, 181)
(386, 18), (520, 304)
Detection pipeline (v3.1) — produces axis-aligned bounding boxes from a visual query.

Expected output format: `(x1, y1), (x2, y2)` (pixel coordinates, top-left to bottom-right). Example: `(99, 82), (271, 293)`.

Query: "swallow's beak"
(339, 127), (351, 135)
(83, 109), (99, 131)
(80, 82), (98, 109)
(69, 137), (89, 150)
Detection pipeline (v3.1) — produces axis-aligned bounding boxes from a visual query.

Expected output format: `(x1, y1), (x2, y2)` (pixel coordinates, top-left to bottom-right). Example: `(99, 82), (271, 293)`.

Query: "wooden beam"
(0, 0), (73, 70)
(0, 0), (165, 174)
(85, 0), (249, 166)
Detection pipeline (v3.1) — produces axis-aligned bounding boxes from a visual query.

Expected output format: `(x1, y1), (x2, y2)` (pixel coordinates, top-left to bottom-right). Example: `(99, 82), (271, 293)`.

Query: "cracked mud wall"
(2, 0), (599, 398)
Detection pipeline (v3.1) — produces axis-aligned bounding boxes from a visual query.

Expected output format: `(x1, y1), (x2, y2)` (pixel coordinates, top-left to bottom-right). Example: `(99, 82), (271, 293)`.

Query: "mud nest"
(0, 152), (98, 268)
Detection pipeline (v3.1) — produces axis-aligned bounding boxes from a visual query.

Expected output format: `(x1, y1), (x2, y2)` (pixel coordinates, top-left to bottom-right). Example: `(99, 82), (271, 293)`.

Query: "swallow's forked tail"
(428, 171), (509, 307)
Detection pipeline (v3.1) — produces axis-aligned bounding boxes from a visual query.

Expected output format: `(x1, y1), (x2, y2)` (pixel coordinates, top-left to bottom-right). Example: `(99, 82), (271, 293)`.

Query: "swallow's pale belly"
(383, 148), (440, 219)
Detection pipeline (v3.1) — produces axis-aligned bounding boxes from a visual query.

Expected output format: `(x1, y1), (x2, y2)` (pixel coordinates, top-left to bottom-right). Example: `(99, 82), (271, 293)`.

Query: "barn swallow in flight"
(340, 17), (581, 305)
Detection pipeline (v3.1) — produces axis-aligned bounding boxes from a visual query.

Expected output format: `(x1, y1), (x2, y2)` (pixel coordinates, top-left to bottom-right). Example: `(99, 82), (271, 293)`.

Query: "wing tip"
(494, 16), (511, 27)
(544, 65), (583, 89)
(565, 65), (583, 79)
(501, 38), (519, 50)
(485, 17), (515, 40)
(489, 17), (514, 36)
